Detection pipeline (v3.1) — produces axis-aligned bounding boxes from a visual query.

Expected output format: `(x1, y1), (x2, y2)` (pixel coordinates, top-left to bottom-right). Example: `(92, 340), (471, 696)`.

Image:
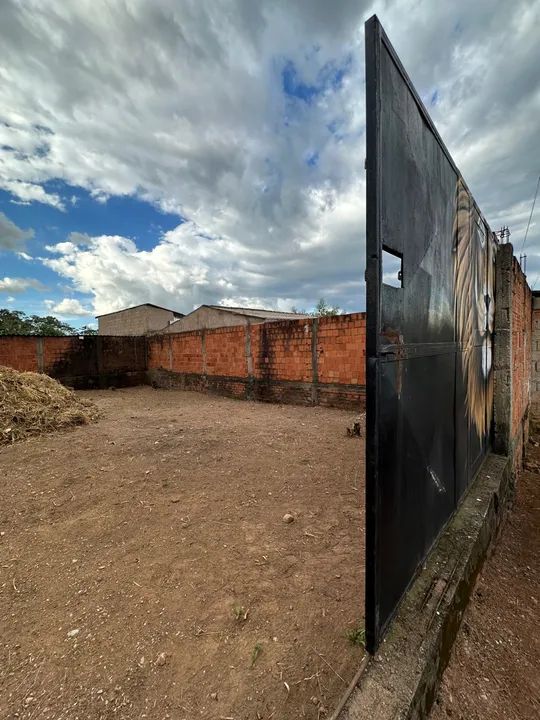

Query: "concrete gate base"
(334, 453), (512, 720)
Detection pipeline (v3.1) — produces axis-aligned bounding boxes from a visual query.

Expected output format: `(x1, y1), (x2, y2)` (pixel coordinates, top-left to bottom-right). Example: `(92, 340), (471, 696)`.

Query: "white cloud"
(0, 211), (34, 250)
(0, 0), (368, 311)
(2, 181), (65, 210)
(217, 297), (299, 312)
(0, 0), (538, 308)
(44, 297), (93, 317)
(0, 277), (46, 293)
(43, 179), (364, 315)
(16, 251), (33, 260)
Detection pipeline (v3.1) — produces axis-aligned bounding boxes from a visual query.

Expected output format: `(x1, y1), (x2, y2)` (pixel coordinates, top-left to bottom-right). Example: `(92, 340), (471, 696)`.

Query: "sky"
(0, 0), (539, 329)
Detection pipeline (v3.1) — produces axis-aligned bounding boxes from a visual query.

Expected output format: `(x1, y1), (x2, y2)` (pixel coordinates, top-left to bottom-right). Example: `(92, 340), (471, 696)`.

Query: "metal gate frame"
(365, 15), (496, 653)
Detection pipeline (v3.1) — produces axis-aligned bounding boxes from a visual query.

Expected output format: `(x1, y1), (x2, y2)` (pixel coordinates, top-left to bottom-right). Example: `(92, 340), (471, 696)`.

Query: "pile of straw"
(0, 366), (99, 446)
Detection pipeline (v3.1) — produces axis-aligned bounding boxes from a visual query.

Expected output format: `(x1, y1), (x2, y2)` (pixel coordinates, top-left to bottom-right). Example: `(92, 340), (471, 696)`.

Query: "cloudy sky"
(0, 0), (538, 327)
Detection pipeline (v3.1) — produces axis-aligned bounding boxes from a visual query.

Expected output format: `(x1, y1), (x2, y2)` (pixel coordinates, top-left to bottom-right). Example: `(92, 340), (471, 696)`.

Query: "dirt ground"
(431, 437), (540, 720)
(0, 387), (365, 720)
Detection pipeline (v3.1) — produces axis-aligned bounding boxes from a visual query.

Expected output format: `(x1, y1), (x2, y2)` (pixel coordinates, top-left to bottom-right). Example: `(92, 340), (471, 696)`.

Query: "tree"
(79, 325), (98, 336)
(29, 314), (76, 336)
(0, 309), (33, 334)
(0, 308), (86, 336)
(312, 297), (342, 317)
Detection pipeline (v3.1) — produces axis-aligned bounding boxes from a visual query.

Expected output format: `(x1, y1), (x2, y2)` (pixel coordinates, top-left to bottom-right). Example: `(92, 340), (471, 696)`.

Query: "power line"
(521, 174), (540, 252)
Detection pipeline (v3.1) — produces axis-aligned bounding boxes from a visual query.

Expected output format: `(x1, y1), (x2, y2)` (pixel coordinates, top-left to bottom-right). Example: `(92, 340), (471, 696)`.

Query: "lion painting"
(453, 178), (496, 438)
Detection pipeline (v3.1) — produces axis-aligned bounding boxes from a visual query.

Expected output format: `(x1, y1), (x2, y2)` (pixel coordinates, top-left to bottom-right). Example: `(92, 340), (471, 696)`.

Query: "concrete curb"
(337, 453), (513, 720)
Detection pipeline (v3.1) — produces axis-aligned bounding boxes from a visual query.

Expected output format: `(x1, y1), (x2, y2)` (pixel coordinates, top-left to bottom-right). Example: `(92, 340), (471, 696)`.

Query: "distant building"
(97, 303), (184, 336)
(158, 305), (310, 334)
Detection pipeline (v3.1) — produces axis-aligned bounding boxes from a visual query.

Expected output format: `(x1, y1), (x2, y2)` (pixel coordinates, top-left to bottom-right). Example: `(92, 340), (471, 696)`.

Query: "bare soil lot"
(431, 438), (540, 720)
(0, 387), (364, 720)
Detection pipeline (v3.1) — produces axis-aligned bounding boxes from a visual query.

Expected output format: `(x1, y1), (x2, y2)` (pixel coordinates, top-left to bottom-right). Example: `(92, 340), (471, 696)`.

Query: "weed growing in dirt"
(346, 626), (366, 647)
(232, 604), (248, 622)
(250, 642), (263, 667)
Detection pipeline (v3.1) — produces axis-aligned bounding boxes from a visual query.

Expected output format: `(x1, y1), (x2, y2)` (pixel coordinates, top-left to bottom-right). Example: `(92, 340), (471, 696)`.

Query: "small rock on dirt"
(282, 513), (294, 524)
(155, 652), (168, 667)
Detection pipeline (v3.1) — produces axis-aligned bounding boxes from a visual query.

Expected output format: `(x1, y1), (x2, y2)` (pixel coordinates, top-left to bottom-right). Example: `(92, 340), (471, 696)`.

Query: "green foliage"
(250, 642), (263, 667)
(232, 604), (248, 622)
(79, 324), (98, 336)
(0, 308), (96, 336)
(312, 297), (342, 317)
(0, 309), (31, 335)
(291, 299), (342, 316)
(346, 625), (366, 647)
(28, 314), (75, 336)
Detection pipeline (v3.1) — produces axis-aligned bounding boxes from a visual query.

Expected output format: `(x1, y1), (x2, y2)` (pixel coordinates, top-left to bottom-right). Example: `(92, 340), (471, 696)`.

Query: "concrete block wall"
(98, 305), (178, 335)
(147, 313), (366, 410)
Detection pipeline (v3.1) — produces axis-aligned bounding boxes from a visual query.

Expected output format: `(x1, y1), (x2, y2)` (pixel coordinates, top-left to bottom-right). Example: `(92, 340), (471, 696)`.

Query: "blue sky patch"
(305, 151), (319, 168)
(0, 183), (184, 323)
(281, 52), (352, 105)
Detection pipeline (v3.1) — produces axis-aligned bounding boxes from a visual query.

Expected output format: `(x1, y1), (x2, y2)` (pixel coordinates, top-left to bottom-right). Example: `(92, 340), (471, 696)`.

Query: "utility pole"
(496, 226), (510, 243)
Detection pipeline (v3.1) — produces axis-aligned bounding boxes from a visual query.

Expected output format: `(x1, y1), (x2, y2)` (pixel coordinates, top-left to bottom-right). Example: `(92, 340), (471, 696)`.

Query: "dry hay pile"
(0, 366), (99, 446)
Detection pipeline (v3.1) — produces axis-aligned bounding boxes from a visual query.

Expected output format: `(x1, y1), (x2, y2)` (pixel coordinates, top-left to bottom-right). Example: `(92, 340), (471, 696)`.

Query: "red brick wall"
(510, 257), (532, 467)
(171, 332), (204, 374)
(205, 326), (247, 377)
(251, 318), (313, 382)
(0, 315), (367, 408)
(42, 337), (78, 373)
(146, 332), (204, 374)
(0, 336), (39, 372)
(146, 334), (170, 369)
(317, 313), (365, 385)
(147, 313), (367, 409)
(531, 305), (540, 421)
(0, 335), (146, 388)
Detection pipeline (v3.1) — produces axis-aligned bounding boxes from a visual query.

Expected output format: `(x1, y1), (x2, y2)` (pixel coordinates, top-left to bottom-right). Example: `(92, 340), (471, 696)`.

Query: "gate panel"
(365, 16), (496, 652)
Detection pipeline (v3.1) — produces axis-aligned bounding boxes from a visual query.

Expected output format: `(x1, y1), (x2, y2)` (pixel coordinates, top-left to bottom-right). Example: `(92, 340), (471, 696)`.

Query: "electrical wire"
(521, 174), (540, 252)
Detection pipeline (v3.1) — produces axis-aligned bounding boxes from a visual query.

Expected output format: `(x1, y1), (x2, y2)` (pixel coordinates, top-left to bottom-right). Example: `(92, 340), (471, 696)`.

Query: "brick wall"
(317, 314), (365, 385)
(0, 336), (39, 372)
(494, 245), (533, 472)
(147, 313), (366, 410)
(0, 335), (147, 388)
(252, 319), (313, 382)
(206, 326), (248, 377)
(511, 258), (532, 457)
(530, 298), (540, 422)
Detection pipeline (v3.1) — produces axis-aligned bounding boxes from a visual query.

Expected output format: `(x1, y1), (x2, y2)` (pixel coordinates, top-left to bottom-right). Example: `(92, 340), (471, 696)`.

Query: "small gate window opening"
(382, 247), (403, 288)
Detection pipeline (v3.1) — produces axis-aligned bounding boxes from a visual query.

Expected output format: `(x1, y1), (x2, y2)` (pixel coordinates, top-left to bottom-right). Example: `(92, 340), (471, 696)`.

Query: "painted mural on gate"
(454, 178), (496, 438)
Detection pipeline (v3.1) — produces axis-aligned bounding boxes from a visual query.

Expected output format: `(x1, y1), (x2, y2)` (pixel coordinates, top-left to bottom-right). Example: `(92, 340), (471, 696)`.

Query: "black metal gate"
(365, 16), (497, 653)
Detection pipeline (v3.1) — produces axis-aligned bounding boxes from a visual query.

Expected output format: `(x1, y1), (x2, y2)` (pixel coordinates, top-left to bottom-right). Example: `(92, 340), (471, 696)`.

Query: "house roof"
(96, 303), (184, 319)
(206, 305), (310, 320)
